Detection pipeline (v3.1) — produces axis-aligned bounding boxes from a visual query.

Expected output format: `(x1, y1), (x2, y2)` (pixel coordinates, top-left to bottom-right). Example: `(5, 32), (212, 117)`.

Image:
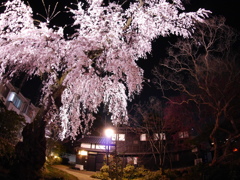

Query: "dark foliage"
(10, 109), (46, 180)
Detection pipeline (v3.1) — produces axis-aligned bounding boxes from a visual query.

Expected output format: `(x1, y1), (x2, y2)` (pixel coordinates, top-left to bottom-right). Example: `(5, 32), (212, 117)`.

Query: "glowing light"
(105, 128), (114, 138)
(79, 150), (88, 156)
(233, 148), (238, 152)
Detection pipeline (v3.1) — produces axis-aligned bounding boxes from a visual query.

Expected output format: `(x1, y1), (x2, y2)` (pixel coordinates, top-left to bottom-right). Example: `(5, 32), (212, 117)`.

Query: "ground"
(52, 165), (97, 180)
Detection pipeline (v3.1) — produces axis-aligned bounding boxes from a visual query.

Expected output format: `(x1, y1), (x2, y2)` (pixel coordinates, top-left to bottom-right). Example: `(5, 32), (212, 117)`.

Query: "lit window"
(81, 143), (91, 148)
(96, 145), (106, 149)
(126, 157), (138, 165)
(127, 157), (133, 164)
(78, 150), (88, 156)
(112, 134), (125, 141)
(154, 133), (166, 140)
(178, 131), (189, 139)
(140, 134), (147, 141)
(92, 144), (96, 149)
(133, 157), (138, 165)
(7, 92), (22, 109)
(112, 134), (116, 141)
(8, 92), (16, 101)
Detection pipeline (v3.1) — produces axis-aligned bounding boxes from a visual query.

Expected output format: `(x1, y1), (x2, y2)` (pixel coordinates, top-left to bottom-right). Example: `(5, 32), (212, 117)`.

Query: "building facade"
(0, 81), (39, 123)
(75, 136), (115, 171)
(75, 126), (212, 171)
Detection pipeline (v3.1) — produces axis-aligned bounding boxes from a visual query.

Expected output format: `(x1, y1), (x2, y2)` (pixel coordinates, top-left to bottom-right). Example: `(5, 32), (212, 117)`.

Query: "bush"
(143, 170), (169, 180)
(162, 161), (240, 180)
(163, 169), (178, 180)
(100, 165), (110, 180)
(123, 165), (138, 179)
(95, 164), (171, 180)
(95, 158), (240, 180)
(46, 156), (62, 165)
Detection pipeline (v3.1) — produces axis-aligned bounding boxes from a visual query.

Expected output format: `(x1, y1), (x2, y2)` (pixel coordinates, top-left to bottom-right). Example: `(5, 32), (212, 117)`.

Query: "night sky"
(135, 0), (240, 101)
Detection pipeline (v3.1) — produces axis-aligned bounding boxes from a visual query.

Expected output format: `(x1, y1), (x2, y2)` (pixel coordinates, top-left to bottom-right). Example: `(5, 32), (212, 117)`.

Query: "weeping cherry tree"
(0, 0), (210, 145)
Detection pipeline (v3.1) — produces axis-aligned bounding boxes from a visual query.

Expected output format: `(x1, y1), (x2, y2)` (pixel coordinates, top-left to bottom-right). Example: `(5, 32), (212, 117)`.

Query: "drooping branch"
(0, 0), (210, 139)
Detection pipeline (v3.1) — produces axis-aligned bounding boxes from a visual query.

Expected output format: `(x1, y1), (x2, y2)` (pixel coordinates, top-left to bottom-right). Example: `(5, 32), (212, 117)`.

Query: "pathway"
(52, 165), (97, 180)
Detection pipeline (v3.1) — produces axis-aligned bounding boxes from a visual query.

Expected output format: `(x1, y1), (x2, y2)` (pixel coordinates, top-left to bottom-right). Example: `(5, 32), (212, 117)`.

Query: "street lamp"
(104, 128), (114, 165)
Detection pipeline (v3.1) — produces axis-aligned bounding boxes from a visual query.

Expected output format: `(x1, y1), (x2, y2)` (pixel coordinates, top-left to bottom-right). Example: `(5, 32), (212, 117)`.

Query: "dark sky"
(189, 0), (239, 30)
(24, 0), (239, 30)
(135, 0), (240, 101)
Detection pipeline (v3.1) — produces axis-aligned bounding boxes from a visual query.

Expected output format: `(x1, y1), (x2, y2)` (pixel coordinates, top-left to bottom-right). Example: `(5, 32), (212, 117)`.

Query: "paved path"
(52, 165), (97, 180)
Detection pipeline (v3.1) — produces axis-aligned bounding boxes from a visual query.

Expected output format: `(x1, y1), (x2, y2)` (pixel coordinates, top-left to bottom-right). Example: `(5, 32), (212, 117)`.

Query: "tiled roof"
(76, 136), (114, 146)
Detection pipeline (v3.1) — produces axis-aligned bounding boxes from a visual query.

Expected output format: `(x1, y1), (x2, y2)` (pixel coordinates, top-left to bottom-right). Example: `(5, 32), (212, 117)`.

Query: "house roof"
(75, 136), (114, 146)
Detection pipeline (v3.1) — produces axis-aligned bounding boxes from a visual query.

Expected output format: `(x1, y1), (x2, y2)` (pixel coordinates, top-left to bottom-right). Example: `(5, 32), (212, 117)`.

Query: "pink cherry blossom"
(0, 0), (210, 139)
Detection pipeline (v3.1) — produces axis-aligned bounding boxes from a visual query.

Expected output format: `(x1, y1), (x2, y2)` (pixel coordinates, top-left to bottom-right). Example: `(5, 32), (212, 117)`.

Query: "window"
(140, 134), (147, 141)
(154, 133), (166, 140)
(91, 144), (96, 149)
(127, 157), (138, 165)
(21, 102), (28, 113)
(112, 134), (125, 141)
(133, 157), (138, 165)
(7, 92), (22, 109)
(8, 92), (16, 101)
(178, 131), (189, 139)
(81, 143), (91, 148)
(127, 157), (133, 164)
(78, 150), (88, 156)
(96, 145), (106, 150)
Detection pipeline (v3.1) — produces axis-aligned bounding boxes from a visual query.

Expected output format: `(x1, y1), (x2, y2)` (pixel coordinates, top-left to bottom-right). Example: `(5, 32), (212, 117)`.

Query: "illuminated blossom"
(0, 0), (210, 139)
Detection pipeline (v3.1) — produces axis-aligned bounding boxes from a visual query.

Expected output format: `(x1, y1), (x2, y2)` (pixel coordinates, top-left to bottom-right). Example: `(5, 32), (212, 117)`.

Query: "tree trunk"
(10, 80), (65, 179)
(11, 108), (46, 180)
(209, 113), (221, 166)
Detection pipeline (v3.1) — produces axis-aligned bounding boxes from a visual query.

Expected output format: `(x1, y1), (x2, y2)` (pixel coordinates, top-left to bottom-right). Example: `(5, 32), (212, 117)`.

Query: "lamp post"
(105, 128), (114, 165)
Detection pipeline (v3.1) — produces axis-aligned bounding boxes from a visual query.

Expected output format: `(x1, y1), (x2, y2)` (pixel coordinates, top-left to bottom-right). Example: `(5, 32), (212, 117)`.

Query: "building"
(0, 81), (39, 123)
(75, 127), (166, 171)
(75, 126), (212, 171)
(75, 136), (115, 171)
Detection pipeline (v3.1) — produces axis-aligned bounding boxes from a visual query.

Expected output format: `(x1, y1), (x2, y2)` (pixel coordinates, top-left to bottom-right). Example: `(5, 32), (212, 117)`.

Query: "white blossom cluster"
(0, 0), (210, 139)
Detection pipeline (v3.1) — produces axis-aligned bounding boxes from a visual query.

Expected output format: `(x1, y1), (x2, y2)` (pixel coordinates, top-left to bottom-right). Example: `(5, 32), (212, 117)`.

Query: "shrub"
(100, 165), (110, 180)
(164, 169), (178, 180)
(123, 164), (137, 179)
(46, 156), (62, 165)
(143, 170), (169, 180)
(96, 164), (172, 180)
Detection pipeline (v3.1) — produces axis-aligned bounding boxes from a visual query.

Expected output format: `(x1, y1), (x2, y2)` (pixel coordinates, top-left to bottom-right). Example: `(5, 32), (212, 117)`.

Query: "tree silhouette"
(153, 17), (240, 165)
